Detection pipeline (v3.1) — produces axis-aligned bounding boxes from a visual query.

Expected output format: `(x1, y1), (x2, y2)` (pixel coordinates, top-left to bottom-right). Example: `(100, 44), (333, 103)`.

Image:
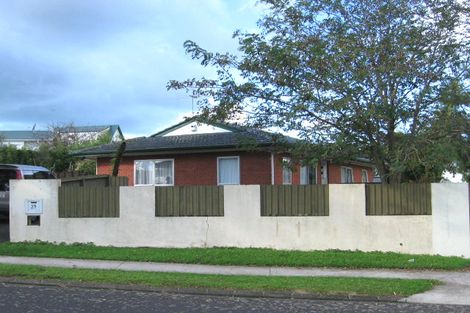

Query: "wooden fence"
(61, 175), (128, 187)
(57, 182), (433, 219)
(366, 183), (432, 215)
(58, 186), (120, 218)
(155, 186), (224, 217)
(260, 185), (329, 216)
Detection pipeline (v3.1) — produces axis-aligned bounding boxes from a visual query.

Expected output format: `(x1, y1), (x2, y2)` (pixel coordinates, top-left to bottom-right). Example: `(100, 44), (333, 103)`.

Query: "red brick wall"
(97, 152), (374, 186)
(272, 157), (374, 185)
(97, 157), (113, 178)
(328, 164), (342, 184)
(240, 152), (272, 185)
(96, 157), (136, 184)
(328, 164), (374, 183)
(97, 151), (272, 186)
(273, 154), (302, 185)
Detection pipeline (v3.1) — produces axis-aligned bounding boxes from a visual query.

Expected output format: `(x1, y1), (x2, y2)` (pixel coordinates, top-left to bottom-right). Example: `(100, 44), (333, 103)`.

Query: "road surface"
(0, 283), (469, 313)
(0, 220), (8, 243)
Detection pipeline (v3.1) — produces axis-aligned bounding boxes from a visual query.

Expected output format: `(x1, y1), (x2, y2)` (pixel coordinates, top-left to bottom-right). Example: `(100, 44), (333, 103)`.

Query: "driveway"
(0, 220), (9, 242)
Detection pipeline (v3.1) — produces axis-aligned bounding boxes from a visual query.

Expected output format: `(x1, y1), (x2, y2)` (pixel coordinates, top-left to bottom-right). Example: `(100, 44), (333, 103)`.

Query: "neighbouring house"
(0, 125), (124, 150)
(0, 131), (52, 149)
(73, 119), (375, 186)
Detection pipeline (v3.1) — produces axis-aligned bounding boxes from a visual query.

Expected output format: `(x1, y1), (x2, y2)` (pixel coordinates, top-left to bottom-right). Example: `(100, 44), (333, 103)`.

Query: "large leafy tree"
(413, 80), (470, 182)
(169, 0), (469, 183)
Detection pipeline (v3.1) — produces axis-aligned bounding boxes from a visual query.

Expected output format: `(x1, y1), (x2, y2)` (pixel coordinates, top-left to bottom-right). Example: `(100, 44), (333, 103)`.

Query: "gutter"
(71, 144), (276, 159)
(345, 160), (376, 168)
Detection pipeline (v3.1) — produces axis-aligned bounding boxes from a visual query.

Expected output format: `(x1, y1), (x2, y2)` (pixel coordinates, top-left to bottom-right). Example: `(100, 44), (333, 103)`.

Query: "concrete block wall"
(432, 183), (470, 257)
(9, 181), (470, 257)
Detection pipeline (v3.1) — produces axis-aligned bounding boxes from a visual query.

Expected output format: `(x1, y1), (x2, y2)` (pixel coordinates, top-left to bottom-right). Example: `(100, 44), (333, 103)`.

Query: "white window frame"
(134, 159), (175, 186)
(320, 160), (328, 184)
(300, 164), (317, 185)
(282, 157), (292, 185)
(217, 156), (240, 185)
(361, 169), (369, 183)
(341, 166), (354, 184)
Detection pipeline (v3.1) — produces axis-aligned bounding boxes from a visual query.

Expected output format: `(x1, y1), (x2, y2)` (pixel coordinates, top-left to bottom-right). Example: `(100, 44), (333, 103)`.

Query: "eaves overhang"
(72, 143), (276, 159)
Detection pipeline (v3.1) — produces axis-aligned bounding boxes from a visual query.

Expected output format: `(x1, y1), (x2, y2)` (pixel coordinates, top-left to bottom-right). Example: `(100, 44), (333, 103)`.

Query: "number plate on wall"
(24, 200), (43, 215)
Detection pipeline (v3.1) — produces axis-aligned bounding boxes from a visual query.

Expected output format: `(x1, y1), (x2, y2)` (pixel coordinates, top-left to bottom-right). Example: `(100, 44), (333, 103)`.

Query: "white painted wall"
(10, 180), (61, 242)
(162, 122), (231, 136)
(9, 181), (469, 256)
(432, 183), (470, 257)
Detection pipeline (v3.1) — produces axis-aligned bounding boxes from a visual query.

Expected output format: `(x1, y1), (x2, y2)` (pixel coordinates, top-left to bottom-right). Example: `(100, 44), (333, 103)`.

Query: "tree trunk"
(111, 141), (126, 177)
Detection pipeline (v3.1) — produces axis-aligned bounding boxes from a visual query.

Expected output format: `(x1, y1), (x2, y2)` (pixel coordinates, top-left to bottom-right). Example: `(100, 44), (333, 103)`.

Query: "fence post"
(432, 183), (470, 257)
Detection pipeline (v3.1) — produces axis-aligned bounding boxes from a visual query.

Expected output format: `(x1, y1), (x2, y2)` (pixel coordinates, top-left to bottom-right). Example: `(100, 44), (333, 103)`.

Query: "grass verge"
(0, 242), (469, 270)
(0, 264), (437, 297)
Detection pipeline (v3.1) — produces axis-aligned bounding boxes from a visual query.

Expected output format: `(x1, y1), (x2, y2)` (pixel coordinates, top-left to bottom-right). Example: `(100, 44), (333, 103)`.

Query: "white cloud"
(0, 0), (262, 137)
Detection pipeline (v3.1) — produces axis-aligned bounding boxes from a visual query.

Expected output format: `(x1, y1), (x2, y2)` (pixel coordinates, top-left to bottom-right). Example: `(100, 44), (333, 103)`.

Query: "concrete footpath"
(0, 256), (469, 306)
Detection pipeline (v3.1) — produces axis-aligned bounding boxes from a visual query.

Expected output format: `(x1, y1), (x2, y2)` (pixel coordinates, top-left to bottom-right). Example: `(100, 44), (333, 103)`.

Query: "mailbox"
(24, 200), (43, 215)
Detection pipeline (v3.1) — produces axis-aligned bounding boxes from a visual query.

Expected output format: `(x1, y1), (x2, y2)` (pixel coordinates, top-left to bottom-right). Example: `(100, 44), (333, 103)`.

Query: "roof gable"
(160, 121), (231, 137)
(151, 118), (235, 137)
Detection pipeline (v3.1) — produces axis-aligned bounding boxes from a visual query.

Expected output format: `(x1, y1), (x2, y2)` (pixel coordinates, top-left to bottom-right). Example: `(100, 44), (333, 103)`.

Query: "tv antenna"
(190, 91), (199, 116)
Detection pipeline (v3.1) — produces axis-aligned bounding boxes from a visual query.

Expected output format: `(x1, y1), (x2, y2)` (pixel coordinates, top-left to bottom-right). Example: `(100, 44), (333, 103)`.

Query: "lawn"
(0, 264), (438, 297)
(0, 241), (469, 270)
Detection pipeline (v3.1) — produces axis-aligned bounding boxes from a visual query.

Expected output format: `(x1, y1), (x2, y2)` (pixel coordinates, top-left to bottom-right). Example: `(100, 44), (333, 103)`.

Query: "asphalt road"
(0, 283), (469, 313)
(0, 220), (8, 243)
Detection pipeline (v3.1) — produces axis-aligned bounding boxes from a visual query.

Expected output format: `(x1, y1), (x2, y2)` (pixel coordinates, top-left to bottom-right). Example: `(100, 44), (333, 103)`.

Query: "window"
(32, 171), (55, 179)
(282, 157), (292, 185)
(155, 160), (174, 185)
(135, 160), (154, 185)
(300, 165), (317, 185)
(341, 167), (354, 183)
(361, 169), (369, 183)
(134, 159), (174, 186)
(217, 156), (240, 185)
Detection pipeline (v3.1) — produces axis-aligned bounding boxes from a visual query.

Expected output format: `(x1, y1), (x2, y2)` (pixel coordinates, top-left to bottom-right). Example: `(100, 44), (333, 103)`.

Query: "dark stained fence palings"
(155, 186), (224, 217)
(260, 185), (329, 216)
(58, 186), (120, 218)
(365, 183), (432, 215)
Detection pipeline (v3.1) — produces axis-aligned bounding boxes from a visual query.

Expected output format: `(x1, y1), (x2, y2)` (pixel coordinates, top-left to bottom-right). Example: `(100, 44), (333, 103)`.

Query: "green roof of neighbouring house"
(0, 130), (51, 141)
(58, 125), (122, 136)
(0, 125), (124, 143)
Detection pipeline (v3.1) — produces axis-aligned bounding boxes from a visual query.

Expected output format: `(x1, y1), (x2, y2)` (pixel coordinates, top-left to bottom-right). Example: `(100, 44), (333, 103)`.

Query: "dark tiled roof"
(73, 127), (294, 157)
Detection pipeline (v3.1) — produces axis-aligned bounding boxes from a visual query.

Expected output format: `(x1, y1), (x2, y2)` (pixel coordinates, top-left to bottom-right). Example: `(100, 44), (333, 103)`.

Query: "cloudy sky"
(0, 0), (264, 138)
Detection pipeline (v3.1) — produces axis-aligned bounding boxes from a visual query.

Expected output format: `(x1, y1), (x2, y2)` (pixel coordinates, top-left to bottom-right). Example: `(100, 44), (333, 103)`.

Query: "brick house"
(74, 119), (375, 186)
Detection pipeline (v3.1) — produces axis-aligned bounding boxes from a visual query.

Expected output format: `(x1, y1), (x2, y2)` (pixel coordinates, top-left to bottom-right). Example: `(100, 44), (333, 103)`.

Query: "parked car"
(0, 164), (55, 219)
